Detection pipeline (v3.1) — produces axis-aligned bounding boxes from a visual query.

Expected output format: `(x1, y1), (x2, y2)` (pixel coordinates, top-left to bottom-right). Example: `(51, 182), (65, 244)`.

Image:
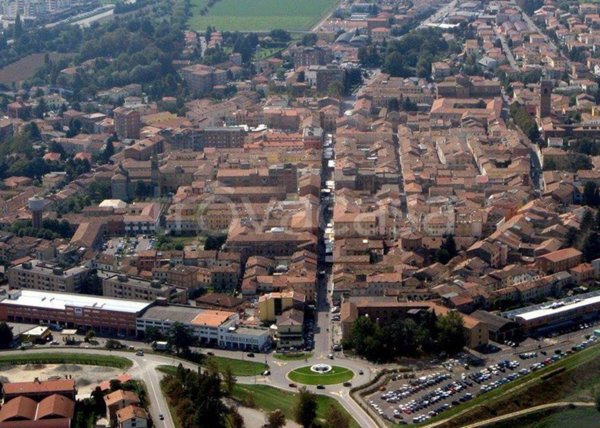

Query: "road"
(497, 32), (518, 70)
(2, 344), (379, 427)
(418, 0), (458, 29)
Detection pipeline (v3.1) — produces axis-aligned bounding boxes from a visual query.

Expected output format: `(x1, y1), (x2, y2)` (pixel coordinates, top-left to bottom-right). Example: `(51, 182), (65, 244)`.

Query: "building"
(101, 274), (187, 304)
(536, 248), (582, 274)
(274, 308), (304, 349)
(180, 64), (228, 96)
(136, 305), (271, 350)
(104, 390), (140, 425)
(290, 46), (331, 67)
(340, 298), (488, 348)
(504, 291), (600, 333)
(0, 289), (151, 337)
(0, 394), (75, 428)
(7, 260), (89, 293)
(114, 107), (141, 140)
(116, 405), (148, 428)
(470, 310), (522, 343)
(257, 291), (304, 323)
(2, 379), (76, 402)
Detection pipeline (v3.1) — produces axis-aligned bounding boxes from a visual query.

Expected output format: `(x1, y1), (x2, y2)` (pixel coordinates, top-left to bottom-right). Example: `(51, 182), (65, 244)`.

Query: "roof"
(37, 394), (75, 419)
(470, 310), (517, 332)
(104, 390), (140, 407)
(2, 379), (75, 397)
(116, 405), (148, 422)
(191, 310), (236, 327)
(538, 247), (582, 263)
(139, 305), (202, 323)
(0, 290), (151, 314)
(195, 293), (244, 308)
(0, 396), (37, 421)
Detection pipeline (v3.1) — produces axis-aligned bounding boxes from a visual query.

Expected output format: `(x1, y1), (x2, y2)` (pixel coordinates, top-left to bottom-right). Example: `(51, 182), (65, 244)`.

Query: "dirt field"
(0, 363), (125, 398)
(0, 53), (70, 86)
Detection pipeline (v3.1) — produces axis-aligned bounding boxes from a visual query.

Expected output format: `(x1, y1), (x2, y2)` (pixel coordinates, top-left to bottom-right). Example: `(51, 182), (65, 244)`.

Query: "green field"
(489, 407), (600, 428)
(206, 355), (268, 376)
(288, 365), (354, 385)
(232, 384), (360, 428)
(188, 0), (339, 32)
(274, 352), (313, 361)
(0, 353), (132, 369)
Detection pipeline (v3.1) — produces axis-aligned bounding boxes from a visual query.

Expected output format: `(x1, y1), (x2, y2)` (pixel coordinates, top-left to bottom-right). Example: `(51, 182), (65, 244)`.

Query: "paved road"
(1, 345), (379, 427)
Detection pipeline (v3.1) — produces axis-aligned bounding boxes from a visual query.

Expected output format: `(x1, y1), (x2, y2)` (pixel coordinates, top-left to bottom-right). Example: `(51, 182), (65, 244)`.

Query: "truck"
(152, 341), (169, 351)
(594, 329), (600, 338)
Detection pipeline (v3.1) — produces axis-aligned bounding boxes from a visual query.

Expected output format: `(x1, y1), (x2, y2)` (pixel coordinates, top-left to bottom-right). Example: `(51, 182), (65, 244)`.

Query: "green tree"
(13, 13), (23, 39)
(327, 81), (344, 98)
(144, 326), (165, 343)
(583, 181), (599, 207)
(325, 404), (350, 428)
(267, 409), (286, 428)
(223, 365), (236, 394)
(194, 371), (228, 428)
(168, 322), (195, 355)
(301, 33), (318, 46)
(436, 312), (466, 354)
(0, 322), (13, 348)
(84, 330), (96, 342)
(90, 386), (106, 415)
(596, 393), (600, 412)
(384, 51), (405, 77)
(230, 406), (245, 428)
(582, 232), (600, 262)
(294, 387), (317, 428)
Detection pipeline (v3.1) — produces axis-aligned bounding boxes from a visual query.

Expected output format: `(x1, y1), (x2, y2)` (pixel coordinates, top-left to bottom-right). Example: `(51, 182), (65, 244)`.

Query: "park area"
(288, 365), (354, 385)
(188, 0), (338, 32)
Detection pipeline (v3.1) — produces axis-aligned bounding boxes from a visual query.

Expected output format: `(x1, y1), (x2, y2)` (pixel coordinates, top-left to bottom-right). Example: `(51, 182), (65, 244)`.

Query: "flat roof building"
(0, 289), (151, 337)
(7, 260), (90, 293)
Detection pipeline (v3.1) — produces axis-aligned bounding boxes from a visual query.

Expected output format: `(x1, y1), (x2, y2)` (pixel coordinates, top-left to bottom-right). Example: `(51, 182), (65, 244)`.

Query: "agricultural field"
(0, 53), (69, 86)
(188, 0), (339, 32)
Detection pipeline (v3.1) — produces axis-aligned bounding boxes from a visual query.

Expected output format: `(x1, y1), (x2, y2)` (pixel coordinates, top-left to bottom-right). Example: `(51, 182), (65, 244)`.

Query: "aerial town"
(0, 0), (599, 427)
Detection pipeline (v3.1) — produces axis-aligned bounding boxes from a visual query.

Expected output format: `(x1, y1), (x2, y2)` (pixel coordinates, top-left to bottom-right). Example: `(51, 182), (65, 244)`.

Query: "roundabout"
(288, 365), (354, 385)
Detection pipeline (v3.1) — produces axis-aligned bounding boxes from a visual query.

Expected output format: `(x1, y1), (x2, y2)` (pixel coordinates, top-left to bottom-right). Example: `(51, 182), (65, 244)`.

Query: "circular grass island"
(288, 365), (354, 385)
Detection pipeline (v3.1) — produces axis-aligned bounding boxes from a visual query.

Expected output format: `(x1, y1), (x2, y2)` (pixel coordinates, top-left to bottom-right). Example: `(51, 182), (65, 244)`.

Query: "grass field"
(0, 353), (132, 369)
(206, 355), (268, 376)
(288, 365), (354, 385)
(273, 352), (313, 361)
(188, 0), (339, 32)
(232, 384), (360, 428)
(489, 407), (600, 428)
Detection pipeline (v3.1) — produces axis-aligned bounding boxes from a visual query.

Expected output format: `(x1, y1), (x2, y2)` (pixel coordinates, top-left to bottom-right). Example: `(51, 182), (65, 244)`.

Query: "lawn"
(489, 407), (600, 428)
(274, 352), (313, 361)
(188, 0), (339, 32)
(0, 353), (132, 369)
(205, 355), (268, 376)
(288, 365), (354, 385)
(232, 384), (360, 428)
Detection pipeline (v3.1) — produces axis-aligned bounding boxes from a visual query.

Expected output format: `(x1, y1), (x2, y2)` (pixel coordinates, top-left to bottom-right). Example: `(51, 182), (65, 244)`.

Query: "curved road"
(1, 346), (379, 427)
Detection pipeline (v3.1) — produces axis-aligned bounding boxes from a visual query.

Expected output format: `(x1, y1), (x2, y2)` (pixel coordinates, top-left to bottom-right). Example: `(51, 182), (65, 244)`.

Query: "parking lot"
(104, 235), (154, 256)
(366, 332), (599, 425)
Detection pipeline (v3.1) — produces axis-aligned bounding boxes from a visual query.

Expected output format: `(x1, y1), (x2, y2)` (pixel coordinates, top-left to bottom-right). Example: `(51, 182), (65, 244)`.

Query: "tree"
(90, 386), (106, 415)
(582, 232), (600, 262)
(436, 312), (466, 354)
(596, 393), (600, 412)
(109, 379), (123, 391)
(327, 81), (344, 98)
(85, 330), (96, 342)
(267, 409), (286, 428)
(294, 387), (317, 428)
(301, 33), (318, 46)
(230, 406), (245, 428)
(583, 181), (599, 207)
(194, 371), (228, 428)
(436, 234), (457, 264)
(0, 322), (13, 348)
(144, 326), (165, 343)
(223, 365), (236, 394)
(384, 51), (406, 77)
(168, 322), (195, 355)
(325, 404), (350, 428)
(13, 13), (23, 39)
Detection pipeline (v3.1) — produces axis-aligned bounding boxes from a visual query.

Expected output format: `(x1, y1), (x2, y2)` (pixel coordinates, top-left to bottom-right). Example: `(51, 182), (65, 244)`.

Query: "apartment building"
(7, 260), (89, 293)
(113, 107), (141, 140)
(102, 274), (187, 304)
